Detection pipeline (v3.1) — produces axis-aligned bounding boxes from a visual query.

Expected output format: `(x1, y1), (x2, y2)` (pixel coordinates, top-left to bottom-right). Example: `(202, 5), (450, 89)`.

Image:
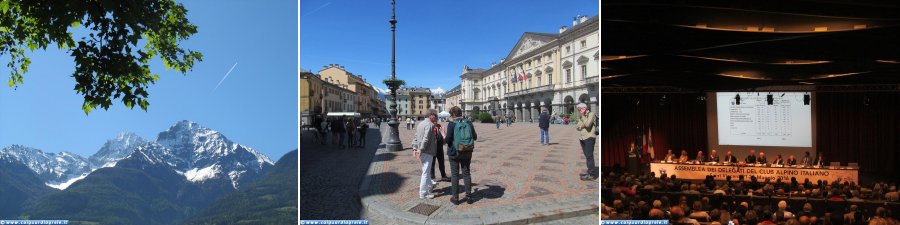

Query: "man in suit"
(773, 154), (784, 166)
(695, 150), (706, 163)
(757, 152), (768, 164)
(787, 155), (797, 166)
(724, 151), (738, 163)
(801, 151), (812, 167)
(708, 149), (720, 163)
(745, 149), (758, 164)
(664, 149), (675, 162)
(814, 153), (826, 167)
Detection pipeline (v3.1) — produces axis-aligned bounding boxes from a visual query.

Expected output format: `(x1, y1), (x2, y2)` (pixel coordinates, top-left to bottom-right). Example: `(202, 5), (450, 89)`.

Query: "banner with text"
(650, 163), (858, 183)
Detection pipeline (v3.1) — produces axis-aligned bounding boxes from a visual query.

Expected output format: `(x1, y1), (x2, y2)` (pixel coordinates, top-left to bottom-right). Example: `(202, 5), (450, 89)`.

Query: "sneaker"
(580, 175), (598, 181)
(420, 194), (435, 199)
(450, 197), (461, 205)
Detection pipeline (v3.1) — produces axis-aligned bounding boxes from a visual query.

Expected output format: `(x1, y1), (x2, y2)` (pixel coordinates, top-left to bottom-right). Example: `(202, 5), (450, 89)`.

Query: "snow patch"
(228, 170), (244, 189)
(101, 161), (118, 168)
(47, 173), (89, 190)
(184, 165), (221, 182)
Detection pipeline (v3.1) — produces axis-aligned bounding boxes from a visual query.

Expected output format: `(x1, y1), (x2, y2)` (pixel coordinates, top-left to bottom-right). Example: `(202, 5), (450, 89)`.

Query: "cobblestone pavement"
(300, 124), (384, 220)
(360, 121), (599, 224)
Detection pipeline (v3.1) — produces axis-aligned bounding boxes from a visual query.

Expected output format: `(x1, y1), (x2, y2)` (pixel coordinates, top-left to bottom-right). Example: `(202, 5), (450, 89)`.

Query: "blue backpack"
(453, 119), (475, 152)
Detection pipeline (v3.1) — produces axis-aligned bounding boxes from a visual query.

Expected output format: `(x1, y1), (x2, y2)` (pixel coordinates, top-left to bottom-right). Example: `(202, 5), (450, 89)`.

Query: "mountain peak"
(1, 144), (91, 186)
(89, 132), (149, 168)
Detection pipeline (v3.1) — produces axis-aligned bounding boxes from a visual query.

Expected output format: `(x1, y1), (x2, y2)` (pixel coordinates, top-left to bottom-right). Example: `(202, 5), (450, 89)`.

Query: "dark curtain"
(816, 92), (900, 175)
(601, 93), (708, 167)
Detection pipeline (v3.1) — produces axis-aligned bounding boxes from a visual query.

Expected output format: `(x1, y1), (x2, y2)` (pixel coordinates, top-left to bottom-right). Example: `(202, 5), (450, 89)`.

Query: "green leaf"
(0, 1), (9, 14)
(71, 20), (80, 29)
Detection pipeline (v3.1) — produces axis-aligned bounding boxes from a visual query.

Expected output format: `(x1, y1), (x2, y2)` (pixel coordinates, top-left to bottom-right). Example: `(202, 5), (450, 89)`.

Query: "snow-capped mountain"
(373, 86), (390, 95)
(0, 145), (92, 187)
(2, 120), (275, 190)
(89, 132), (148, 168)
(431, 87), (446, 95)
(151, 120), (273, 188)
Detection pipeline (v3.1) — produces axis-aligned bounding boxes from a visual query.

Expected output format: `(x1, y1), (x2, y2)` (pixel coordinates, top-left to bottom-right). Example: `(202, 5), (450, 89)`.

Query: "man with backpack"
(443, 106), (477, 205)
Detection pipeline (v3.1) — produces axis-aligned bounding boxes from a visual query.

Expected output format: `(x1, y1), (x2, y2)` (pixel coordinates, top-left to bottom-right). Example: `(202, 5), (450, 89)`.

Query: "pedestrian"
(332, 117), (344, 147)
(539, 108), (550, 145)
(412, 109), (441, 199)
(405, 117), (411, 130)
(357, 119), (369, 148)
(495, 115), (500, 129)
(444, 106), (477, 205)
(575, 103), (597, 180)
(430, 122), (449, 183)
(506, 114), (512, 127)
(319, 116), (328, 145)
(345, 118), (356, 149)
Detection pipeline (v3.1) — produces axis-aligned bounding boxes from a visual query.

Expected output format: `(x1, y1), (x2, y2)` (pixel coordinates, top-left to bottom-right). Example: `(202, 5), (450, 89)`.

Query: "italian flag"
(517, 67), (527, 81)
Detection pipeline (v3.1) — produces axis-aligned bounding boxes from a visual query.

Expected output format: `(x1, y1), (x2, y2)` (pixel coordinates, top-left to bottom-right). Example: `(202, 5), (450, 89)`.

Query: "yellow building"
(300, 71), (324, 126)
(319, 64), (378, 115)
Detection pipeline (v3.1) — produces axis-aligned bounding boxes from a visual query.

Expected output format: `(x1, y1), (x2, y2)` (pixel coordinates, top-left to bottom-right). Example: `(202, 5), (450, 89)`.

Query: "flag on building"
(517, 66), (527, 81)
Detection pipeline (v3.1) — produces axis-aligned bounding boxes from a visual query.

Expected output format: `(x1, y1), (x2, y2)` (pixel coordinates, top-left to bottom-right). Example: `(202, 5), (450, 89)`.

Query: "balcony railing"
(558, 76), (599, 90)
(507, 84), (554, 97)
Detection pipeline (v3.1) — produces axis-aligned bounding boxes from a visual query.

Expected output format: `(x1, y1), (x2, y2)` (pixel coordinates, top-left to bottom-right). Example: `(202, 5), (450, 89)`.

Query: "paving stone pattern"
(360, 121), (600, 224)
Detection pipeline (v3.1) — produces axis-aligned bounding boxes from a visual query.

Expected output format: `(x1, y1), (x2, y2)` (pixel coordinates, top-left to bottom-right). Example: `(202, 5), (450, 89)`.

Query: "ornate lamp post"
(383, 0), (404, 151)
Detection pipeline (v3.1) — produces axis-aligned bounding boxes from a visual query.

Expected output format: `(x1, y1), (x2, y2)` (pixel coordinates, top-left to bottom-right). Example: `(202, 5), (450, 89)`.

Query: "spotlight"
(735, 94), (741, 105)
(803, 93), (810, 105)
(767, 93), (774, 105)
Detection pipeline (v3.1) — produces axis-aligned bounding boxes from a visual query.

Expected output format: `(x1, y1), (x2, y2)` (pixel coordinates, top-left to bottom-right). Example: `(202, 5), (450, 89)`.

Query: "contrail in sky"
(302, 2), (331, 18)
(212, 62), (238, 93)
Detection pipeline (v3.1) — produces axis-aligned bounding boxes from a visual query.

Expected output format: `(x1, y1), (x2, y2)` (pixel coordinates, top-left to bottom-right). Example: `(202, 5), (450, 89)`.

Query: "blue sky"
(300, 0), (599, 93)
(0, 1), (298, 159)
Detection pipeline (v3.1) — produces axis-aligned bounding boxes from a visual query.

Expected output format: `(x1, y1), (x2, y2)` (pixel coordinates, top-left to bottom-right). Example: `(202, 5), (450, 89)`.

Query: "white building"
(386, 87), (432, 118)
(459, 15), (598, 121)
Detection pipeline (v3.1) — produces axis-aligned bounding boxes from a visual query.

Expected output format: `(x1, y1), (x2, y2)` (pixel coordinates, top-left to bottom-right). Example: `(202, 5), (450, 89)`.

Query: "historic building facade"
(300, 71), (356, 124)
(430, 94), (446, 113)
(386, 87), (434, 118)
(459, 15), (599, 121)
(319, 64), (380, 116)
(444, 85), (462, 112)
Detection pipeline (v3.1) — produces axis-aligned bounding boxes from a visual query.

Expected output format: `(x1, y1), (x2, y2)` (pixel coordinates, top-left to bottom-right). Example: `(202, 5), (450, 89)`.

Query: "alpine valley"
(0, 120), (298, 225)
